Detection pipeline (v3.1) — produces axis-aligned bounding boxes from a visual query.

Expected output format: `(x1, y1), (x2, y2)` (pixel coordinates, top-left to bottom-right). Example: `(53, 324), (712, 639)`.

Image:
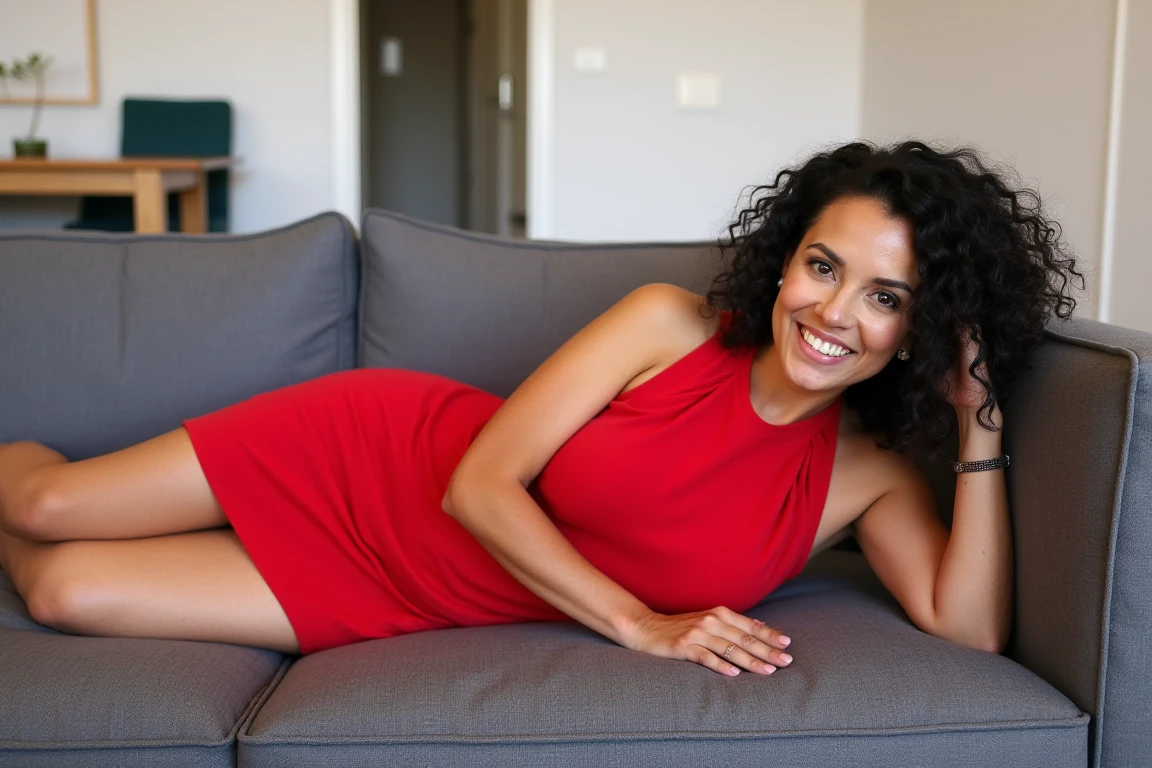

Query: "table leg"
(178, 171), (207, 233)
(133, 170), (167, 233)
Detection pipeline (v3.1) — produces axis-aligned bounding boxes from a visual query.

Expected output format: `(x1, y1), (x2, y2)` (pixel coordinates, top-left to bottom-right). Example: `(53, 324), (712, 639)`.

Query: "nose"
(817, 286), (853, 327)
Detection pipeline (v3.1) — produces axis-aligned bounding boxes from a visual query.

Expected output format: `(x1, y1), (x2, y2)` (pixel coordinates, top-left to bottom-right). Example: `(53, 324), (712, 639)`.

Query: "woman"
(0, 140), (1082, 677)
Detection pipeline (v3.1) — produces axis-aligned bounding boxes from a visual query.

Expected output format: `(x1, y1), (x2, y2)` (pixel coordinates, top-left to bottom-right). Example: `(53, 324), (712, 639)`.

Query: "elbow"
(956, 631), (1006, 655)
(964, 627), (1011, 656)
(441, 485), (460, 517)
(441, 470), (481, 519)
(440, 475), (507, 520)
(979, 626), (1011, 656)
(921, 614), (1009, 655)
(442, 475), (531, 529)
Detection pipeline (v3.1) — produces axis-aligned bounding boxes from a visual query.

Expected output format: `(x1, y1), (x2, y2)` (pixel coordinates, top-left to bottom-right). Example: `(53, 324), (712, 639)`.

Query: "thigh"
(28, 528), (299, 654)
(39, 427), (228, 541)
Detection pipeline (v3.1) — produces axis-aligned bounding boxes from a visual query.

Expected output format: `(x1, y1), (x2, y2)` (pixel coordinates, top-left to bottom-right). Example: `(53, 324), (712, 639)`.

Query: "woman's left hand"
(940, 328), (990, 414)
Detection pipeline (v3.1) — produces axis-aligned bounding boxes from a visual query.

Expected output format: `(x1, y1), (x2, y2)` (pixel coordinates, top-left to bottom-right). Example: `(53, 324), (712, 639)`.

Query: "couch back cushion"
(358, 209), (724, 397)
(0, 213), (358, 460)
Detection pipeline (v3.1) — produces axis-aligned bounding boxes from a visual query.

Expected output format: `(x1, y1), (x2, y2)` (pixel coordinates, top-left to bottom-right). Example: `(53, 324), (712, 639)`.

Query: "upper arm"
(443, 282), (706, 509)
(852, 452), (949, 633)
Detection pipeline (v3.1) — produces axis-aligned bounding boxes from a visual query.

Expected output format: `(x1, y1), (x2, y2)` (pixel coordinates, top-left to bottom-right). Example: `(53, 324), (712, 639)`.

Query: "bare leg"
(0, 524), (299, 653)
(0, 429), (227, 542)
(0, 434), (299, 653)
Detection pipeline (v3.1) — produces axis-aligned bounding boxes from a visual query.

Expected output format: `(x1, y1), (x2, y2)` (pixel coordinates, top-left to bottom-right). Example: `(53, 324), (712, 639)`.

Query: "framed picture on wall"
(0, 0), (99, 105)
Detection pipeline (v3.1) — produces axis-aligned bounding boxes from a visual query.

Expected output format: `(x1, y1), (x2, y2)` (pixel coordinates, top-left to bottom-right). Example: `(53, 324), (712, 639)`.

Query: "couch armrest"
(1006, 317), (1152, 768)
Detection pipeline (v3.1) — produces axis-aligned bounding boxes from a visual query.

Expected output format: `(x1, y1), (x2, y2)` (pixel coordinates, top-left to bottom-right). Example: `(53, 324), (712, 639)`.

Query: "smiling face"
(772, 195), (919, 395)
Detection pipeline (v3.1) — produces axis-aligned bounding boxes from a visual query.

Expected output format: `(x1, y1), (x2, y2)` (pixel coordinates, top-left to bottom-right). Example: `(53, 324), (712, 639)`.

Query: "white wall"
(0, 0), (334, 234)
(5, 2), (1148, 334)
(1109, 0), (1152, 333)
(540, 0), (864, 242)
(859, 0), (1116, 320)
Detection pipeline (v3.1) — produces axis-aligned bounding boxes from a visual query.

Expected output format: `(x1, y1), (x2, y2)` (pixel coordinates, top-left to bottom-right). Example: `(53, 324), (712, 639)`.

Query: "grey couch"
(0, 210), (1148, 767)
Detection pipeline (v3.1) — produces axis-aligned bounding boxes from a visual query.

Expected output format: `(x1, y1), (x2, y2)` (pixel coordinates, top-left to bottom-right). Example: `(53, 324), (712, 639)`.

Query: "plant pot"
(13, 138), (48, 158)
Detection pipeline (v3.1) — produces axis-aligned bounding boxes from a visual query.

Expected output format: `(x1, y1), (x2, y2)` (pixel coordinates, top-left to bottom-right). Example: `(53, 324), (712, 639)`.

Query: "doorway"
(360, 0), (527, 236)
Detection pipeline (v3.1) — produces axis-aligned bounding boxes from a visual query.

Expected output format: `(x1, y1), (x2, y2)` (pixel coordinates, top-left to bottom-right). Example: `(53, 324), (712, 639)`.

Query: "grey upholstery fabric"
(0, 567), (287, 768)
(238, 551), (1085, 767)
(358, 208), (722, 397)
(1005, 317), (1152, 768)
(0, 213), (358, 460)
(4, 209), (1148, 767)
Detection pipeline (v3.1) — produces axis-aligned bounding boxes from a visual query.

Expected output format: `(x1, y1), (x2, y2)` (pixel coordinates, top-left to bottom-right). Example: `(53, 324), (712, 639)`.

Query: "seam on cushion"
(335, 215), (349, 371)
(361, 208), (714, 252)
(0, 654), (294, 752)
(0, 737), (234, 750)
(0, 211), (347, 246)
(0, 743), (237, 755)
(347, 215), (359, 370)
(234, 655), (295, 744)
(1041, 326), (1140, 768)
(232, 713), (1090, 748)
(116, 243), (129, 371)
(355, 215), (370, 368)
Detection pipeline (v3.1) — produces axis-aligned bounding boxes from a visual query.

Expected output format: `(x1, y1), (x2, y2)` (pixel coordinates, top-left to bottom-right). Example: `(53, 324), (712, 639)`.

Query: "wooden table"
(0, 157), (235, 234)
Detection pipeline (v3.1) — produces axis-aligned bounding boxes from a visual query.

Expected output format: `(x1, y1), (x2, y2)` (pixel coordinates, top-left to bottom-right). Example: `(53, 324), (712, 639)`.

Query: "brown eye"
(876, 292), (900, 310)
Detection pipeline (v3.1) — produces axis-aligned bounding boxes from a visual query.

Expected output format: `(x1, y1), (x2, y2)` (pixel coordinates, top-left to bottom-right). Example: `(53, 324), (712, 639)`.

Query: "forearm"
(932, 406), (1013, 652)
(444, 479), (653, 648)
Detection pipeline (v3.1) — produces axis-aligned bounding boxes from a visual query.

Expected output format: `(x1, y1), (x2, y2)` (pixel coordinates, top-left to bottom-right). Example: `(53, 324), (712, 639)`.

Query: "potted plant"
(1, 52), (54, 158)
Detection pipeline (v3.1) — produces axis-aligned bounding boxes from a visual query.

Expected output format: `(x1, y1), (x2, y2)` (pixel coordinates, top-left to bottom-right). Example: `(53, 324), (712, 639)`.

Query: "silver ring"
(722, 643), (736, 660)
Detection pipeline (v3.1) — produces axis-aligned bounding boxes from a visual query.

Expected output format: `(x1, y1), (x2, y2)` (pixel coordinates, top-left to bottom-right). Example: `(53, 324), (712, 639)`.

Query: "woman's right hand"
(624, 607), (794, 676)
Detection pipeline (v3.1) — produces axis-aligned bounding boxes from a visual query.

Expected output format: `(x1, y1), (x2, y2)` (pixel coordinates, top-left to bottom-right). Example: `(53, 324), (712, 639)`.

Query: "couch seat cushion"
(0, 571), (287, 768)
(238, 551), (1086, 767)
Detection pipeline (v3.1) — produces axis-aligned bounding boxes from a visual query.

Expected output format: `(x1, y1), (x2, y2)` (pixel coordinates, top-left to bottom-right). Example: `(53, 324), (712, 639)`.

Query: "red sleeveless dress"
(182, 310), (841, 654)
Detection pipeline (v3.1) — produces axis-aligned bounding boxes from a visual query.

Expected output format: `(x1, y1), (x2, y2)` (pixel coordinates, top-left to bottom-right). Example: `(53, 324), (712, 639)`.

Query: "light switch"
(381, 37), (403, 76)
(677, 73), (721, 108)
(574, 48), (607, 72)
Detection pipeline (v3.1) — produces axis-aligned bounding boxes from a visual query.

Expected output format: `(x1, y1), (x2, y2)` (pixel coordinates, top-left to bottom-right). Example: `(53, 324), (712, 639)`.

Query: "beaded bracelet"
(953, 454), (1010, 473)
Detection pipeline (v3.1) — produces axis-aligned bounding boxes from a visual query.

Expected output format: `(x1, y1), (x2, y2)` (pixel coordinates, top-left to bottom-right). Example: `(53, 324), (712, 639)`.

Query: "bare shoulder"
(807, 407), (924, 558)
(634, 282), (716, 338)
(617, 284), (719, 396)
(445, 282), (716, 502)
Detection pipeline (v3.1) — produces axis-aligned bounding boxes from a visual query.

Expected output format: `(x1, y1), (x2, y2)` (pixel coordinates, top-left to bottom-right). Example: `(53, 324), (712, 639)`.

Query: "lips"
(801, 322), (857, 352)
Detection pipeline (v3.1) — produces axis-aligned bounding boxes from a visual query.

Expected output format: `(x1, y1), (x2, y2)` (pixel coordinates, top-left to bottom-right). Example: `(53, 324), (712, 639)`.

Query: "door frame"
(525, 0), (552, 239)
(331, 0), (553, 238)
(330, 0), (362, 228)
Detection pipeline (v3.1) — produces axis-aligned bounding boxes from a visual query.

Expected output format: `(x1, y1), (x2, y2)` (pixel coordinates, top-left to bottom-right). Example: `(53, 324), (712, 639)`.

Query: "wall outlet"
(574, 47), (607, 73)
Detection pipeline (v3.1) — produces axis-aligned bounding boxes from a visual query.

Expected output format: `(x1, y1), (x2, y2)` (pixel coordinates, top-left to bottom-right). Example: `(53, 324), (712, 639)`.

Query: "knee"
(24, 560), (101, 633)
(1, 469), (68, 542)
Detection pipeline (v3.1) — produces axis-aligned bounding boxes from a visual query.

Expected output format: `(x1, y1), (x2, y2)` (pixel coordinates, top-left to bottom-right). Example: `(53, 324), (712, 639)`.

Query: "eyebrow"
(806, 243), (914, 294)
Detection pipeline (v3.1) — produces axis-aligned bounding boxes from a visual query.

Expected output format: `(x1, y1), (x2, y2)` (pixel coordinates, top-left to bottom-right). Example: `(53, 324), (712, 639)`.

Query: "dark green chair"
(65, 98), (232, 233)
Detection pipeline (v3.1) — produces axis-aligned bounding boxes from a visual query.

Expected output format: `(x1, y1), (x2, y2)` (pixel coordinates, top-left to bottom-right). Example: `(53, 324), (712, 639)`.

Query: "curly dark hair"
(704, 140), (1085, 460)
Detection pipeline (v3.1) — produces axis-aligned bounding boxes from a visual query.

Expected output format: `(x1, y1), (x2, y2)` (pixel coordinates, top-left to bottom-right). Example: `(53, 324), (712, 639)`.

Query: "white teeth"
(802, 327), (851, 357)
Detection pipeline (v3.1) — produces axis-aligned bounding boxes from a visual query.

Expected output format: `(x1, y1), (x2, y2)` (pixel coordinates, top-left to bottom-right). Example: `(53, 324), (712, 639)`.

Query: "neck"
(750, 344), (842, 425)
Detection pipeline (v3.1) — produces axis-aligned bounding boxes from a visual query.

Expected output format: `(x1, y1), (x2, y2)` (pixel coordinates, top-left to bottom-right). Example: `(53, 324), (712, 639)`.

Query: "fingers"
(712, 639), (776, 677)
(697, 611), (794, 677)
(746, 616), (792, 651)
(693, 642), (744, 677)
(741, 622), (794, 667)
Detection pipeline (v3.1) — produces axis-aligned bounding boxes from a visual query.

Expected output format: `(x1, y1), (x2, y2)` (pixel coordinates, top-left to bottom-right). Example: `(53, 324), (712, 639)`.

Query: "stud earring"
(777, 277), (784, 288)
(896, 349), (910, 361)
